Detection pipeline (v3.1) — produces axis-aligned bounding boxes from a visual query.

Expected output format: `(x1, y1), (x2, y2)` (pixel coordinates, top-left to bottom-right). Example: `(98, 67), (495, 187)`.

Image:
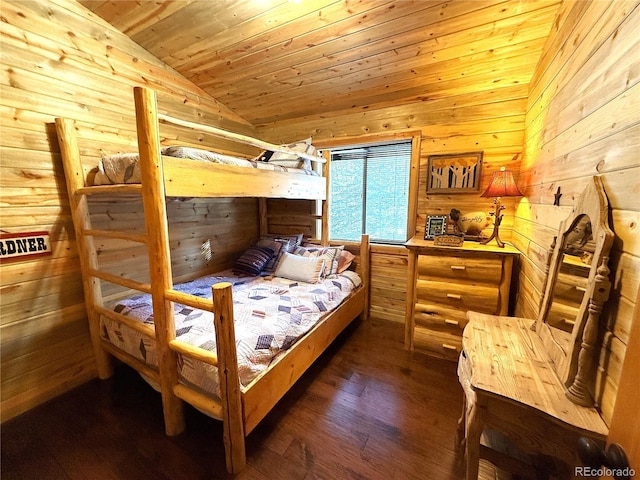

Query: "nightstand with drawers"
(404, 237), (519, 361)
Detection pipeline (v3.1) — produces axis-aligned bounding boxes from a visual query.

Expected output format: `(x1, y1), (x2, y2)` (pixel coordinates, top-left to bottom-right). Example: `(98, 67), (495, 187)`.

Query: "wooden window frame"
(315, 130), (422, 243)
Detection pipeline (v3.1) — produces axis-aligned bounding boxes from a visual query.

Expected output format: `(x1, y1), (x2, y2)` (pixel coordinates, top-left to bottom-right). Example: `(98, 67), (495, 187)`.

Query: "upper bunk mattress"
(101, 269), (361, 396)
(94, 145), (319, 185)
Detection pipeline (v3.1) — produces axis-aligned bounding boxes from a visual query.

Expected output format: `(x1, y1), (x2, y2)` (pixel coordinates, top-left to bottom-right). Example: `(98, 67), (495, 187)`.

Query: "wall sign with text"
(0, 231), (52, 262)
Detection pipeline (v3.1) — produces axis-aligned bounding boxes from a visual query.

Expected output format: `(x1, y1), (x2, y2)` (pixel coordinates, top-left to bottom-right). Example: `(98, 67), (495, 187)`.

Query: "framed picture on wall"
(424, 215), (448, 240)
(426, 151), (483, 193)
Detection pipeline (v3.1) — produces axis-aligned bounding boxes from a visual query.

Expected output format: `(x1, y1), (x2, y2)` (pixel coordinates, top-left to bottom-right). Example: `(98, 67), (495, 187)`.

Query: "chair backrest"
(535, 176), (614, 407)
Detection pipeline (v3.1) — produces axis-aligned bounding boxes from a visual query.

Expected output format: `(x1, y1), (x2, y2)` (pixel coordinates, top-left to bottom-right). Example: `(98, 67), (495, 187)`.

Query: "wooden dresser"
(404, 237), (519, 360)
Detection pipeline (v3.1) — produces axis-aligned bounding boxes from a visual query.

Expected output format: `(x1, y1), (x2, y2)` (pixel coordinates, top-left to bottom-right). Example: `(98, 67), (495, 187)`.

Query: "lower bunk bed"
(100, 243), (369, 473)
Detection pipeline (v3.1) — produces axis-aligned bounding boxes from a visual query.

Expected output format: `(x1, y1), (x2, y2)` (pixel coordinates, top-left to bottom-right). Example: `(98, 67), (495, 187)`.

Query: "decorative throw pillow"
(293, 245), (344, 278)
(260, 233), (304, 271)
(257, 238), (287, 274)
(337, 249), (356, 273)
(256, 139), (316, 170)
(96, 153), (141, 185)
(273, 252), (324, 284)
(233, 245), (274, 276)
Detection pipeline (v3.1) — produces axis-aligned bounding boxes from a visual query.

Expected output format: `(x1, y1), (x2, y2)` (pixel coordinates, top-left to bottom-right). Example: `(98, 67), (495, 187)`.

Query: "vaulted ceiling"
(80, 0), (562, 126)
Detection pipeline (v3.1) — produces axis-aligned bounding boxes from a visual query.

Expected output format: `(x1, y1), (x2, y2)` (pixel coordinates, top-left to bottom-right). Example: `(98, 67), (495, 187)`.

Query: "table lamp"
(480, 167), (523, 248)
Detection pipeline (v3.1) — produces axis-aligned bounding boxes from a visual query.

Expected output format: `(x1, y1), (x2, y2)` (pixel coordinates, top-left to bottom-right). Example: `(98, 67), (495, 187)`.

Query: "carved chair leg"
(465, 399), (485, 480)
(455, 394), (467, 452)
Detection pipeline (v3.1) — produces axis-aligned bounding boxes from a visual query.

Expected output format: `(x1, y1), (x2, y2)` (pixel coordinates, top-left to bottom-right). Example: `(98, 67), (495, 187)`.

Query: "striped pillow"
(256, 238), (284, 274)
(293, 245), (344, 278)
(233, 246), (274, 276)
(261, 234), (304, 273)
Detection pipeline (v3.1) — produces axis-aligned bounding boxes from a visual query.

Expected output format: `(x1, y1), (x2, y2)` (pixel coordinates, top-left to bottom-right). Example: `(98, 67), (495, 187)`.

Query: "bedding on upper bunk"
(101, 268), (361, 397)
(93, 144), (320, 185)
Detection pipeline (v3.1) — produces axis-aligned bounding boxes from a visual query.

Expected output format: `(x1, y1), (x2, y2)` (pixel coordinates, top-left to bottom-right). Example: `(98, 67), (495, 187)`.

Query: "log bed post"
(212, 282), (246, 473)
(258, 198), (268, 236)
(360, 234), (370, 322)
(133, 86), (185, 436)
(321, 150), (330, 245)
(55, 118), (113, 379)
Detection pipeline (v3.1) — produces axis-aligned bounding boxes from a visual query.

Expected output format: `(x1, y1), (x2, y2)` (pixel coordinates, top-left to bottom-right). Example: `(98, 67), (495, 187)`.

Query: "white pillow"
(274, 252), (324, 283)
(270, 138), (315, 169)
(269, 137), (316, 162)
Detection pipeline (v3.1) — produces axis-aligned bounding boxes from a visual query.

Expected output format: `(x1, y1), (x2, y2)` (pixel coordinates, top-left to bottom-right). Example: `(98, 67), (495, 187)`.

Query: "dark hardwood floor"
(1, 318), (492, 480)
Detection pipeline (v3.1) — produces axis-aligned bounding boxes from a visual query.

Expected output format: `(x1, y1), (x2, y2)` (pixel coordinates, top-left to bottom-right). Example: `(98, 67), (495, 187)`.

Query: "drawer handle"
(447, 293), (462, 300)
(445, 319), (460, 327)
(442, 344), (459, 352)
(575, 286), (587, 293)
(450, 265), (466, 271)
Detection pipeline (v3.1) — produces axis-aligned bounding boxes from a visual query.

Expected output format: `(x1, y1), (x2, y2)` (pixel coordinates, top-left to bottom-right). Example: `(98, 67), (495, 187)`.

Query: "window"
(329, 140), (412, 243)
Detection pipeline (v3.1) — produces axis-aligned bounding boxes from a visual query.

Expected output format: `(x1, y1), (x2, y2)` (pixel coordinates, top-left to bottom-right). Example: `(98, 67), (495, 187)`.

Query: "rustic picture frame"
(424, 215), (448, 240)
(426, 151), (483, 193)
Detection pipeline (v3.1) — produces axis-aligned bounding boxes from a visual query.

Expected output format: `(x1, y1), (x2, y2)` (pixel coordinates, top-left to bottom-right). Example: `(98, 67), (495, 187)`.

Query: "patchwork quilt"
(101, 269), (361, 397)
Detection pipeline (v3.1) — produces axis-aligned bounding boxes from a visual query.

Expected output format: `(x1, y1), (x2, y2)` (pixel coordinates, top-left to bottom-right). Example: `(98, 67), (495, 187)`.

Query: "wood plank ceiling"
(80, 0), (562, 126)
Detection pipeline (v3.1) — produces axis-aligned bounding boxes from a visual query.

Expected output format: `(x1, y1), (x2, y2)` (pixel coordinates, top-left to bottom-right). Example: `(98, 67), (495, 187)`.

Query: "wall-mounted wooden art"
(426, 151), (483, 193)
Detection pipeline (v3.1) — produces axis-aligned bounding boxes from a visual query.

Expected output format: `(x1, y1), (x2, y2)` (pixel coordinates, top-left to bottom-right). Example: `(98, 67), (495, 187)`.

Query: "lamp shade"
(481, 168), (523, 198)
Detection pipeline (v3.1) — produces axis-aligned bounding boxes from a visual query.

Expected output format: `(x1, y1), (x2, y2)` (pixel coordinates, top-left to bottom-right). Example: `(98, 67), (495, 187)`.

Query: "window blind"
(329, 140), (411, 243)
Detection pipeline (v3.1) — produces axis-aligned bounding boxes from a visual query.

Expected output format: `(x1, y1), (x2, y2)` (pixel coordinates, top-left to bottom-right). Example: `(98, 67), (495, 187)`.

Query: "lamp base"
(480, 199), (506, 248)
(480, 229), (505, 248)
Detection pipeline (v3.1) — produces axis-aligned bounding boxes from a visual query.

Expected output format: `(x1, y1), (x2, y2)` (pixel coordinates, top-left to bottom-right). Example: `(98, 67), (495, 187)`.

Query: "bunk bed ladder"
(56, 118), (114, 380)
(56, 118), (156, 375)
(56, 115), (186, 437)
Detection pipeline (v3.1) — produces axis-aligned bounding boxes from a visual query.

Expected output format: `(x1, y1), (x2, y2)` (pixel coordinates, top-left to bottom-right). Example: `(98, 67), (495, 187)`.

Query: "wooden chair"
(456, 176), (614, 479)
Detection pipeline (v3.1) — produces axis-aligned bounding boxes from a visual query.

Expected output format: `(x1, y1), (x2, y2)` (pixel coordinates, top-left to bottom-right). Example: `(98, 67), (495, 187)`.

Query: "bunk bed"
(55, 86), (370, 474)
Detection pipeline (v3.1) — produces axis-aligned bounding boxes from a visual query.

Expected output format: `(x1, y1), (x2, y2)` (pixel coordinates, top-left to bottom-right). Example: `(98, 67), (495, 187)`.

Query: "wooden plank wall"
(261, 0), (640, 428)
(0, 0), (259, 422)
(517, 0), (640, 427)
(87, 197), (259, 299)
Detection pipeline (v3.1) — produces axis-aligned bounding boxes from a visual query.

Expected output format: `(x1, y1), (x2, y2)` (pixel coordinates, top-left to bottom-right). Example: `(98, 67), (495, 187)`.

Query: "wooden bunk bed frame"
(55, 86), (370, 473)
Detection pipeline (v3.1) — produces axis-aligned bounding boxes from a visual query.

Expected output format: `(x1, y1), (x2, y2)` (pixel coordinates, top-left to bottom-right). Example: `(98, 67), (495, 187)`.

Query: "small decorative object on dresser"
(424, 215), (448, 239)
(433, 235), (464, 247)
(449, 208), (492, 241)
